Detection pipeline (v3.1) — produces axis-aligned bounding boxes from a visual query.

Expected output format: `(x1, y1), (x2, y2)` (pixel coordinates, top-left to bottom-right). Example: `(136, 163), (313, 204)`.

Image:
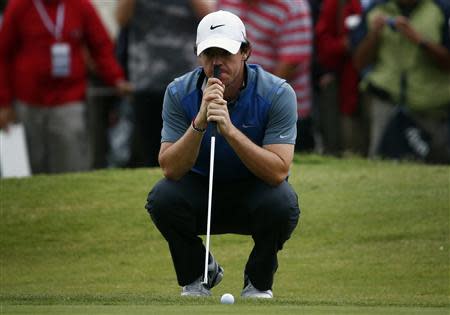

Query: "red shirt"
(315, 0), (362, 115)
(0, 0), (124, 107)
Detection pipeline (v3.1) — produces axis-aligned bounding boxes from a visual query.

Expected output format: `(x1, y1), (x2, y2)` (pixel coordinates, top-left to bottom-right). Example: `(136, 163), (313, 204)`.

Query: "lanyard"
(33, 0), (65, 40)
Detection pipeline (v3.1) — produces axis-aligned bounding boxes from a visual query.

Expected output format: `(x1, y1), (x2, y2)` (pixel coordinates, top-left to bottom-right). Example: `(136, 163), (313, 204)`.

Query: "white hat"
(196, 10), (247, 56)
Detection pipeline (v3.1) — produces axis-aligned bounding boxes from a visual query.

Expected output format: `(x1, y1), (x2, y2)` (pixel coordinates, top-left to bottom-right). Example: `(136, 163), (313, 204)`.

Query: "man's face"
(198, 47), (246, 88)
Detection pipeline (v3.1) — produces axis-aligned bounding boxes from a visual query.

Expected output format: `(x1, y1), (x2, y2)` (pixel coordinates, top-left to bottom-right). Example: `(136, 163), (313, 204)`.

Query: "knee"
(265, 190), (300, 249)
(270, 183), (299, 218)
(258, 185), (300, 229)
(266, 201), (300, 232)
(145, 179), (177, 222)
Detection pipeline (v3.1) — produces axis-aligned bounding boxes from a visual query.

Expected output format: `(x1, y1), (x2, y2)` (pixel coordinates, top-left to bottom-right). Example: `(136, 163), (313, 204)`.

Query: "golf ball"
(220, 293), (234, 304)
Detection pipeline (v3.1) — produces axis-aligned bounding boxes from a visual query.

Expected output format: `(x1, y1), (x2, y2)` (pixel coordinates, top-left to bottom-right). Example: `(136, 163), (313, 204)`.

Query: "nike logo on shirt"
(210, 24), (225, 30)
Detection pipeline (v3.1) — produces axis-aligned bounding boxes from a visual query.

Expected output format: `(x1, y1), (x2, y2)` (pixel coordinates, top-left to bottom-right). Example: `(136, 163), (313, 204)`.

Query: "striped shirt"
(218, 0), (313, 117)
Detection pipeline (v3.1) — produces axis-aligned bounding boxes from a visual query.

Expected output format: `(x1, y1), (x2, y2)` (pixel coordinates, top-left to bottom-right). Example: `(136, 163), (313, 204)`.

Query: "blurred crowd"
(0, 0), (449, 176)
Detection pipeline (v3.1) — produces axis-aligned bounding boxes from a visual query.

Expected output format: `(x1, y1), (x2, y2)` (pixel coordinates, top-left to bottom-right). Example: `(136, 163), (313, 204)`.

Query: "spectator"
(0, 0), (132, 174)
(116, 0), (214, 167)
(307, 0), (327, 154)
(146, 10), (300, 298)
(353, 0), (450, 163)
(105, 24), (134, 168)
(217, 0), (314, 152)
(315, 0), (367, 156)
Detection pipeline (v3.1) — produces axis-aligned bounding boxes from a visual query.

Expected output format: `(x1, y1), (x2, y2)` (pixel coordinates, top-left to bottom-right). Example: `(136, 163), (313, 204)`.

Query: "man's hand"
(115, 79), (134, 96)
(371, 14), (387, 35)
(0, 107), (15, 131)
(195, 77), (225, 131)
(394, 16), (422, 45)
(159, 76), (225, 181)
(383, 16), (450, 70)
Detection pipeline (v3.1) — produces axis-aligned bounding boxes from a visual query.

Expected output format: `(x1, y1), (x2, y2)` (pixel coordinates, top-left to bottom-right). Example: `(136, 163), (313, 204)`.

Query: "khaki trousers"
(15, 101), (90, 174)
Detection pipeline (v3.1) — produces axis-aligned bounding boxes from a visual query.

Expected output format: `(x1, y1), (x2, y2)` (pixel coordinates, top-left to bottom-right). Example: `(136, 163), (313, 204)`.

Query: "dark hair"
(240, 39), (252, 61)
(194, 39), (252, 60)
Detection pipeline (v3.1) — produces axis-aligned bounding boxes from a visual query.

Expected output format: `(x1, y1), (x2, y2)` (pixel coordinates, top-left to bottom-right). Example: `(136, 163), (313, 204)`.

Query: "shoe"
(241, 277), (273, 299)
(206, 253), (224, 289)
(181, 276), (211, 296)
(180, 254), (224, 296)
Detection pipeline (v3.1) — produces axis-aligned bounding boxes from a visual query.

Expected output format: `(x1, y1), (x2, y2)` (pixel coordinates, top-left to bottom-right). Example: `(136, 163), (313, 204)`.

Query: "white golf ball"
(220, 293), (235, 304)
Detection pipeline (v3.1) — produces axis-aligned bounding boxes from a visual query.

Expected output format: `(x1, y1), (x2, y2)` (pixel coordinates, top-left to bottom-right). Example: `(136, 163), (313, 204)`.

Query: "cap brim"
(197, 37), (241, 56)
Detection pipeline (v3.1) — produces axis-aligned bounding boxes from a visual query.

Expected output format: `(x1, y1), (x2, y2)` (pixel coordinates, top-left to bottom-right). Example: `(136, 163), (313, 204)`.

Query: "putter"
(202, 65), (221, 285)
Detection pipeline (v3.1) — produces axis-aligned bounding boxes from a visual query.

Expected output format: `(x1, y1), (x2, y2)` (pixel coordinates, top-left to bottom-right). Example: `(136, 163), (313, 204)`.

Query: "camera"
(386, 17), (397, 31)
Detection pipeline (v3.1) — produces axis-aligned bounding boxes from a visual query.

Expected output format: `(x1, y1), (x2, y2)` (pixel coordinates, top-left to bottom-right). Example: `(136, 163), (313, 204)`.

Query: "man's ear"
(242, 46), (252, 61)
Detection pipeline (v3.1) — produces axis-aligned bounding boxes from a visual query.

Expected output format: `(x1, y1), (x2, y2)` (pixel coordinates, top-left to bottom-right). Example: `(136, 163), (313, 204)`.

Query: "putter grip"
(211, 65), (221, 137)
(213, 65), (221, 79)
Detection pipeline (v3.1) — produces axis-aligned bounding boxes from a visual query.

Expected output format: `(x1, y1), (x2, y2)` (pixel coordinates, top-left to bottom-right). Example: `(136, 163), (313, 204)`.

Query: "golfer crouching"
(145, 10), (300, 298)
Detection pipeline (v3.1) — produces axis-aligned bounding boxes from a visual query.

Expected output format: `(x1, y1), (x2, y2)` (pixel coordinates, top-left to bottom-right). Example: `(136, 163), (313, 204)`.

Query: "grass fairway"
(1, 155), (449, 314)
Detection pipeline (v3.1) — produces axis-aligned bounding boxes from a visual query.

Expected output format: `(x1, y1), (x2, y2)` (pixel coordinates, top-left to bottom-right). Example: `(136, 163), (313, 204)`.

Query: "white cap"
(196, 10), (247, 56)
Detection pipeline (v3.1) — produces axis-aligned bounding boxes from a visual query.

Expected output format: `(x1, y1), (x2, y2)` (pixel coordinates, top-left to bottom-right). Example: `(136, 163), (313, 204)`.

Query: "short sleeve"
(161, 84), (190, 143)
(263, 82), (298, 145)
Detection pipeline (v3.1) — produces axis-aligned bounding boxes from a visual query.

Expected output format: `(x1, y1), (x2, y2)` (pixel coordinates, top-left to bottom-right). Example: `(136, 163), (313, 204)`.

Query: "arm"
(353, 14), (386, 71)
(275, 2), (312, 81)
(394, 16), (450, 71)
(208, 83), (296, 186)
(115, 0), (135, 27)
(419, 40), (450, 71)
(82, 0), (132, 93)
(224, 129), (294, 186)
(0, 107), (15, 130)
(160, 126), (294, 185)
(158, 129), (204, 180)
(160, 76), (295, 185)
(158, 77), (225, 180)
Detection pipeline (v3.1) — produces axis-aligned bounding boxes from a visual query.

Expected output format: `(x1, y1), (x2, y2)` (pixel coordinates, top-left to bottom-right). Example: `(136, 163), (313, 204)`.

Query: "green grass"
(1, 305), (449, 315)
(1, 155), (449, 314)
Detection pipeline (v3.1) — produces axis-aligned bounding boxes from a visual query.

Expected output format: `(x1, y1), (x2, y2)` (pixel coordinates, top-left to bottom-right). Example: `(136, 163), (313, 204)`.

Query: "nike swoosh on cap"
(210, 24), (225, 30)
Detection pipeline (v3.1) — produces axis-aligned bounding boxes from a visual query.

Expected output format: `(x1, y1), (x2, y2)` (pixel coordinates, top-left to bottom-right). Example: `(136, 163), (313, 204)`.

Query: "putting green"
(1, 155), (448, 313)
(2, 305), (449, 315)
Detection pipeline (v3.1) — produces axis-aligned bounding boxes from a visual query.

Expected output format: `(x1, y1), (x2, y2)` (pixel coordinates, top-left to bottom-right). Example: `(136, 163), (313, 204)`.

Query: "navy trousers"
(146, 172), (300, 291)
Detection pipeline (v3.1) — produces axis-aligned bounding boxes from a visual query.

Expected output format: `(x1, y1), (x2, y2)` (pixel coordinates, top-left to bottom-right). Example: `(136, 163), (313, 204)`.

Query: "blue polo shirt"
(161, 64), (297, 181)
